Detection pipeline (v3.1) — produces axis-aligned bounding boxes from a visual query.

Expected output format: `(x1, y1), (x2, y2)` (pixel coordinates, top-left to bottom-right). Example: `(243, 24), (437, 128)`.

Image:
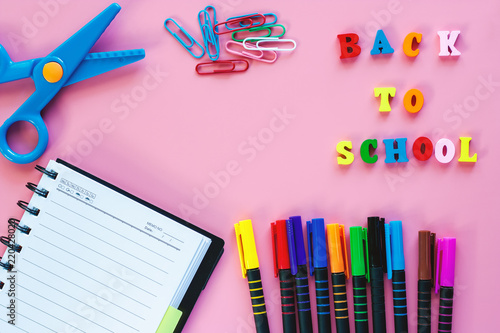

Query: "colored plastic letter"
(412, 137), (433, 161)
(374, 87), (396, 112)
(360, 139), (378, 164)
(403, 89), (424, 113)
(458, 137), (477, 162)
(383, 138), (409, 163)
(337, 141), (354, 165)
(338, 33), (361, 59)
(403, 32), (422, 57)
(370, 30), (394, 55)
(435, 138), (456, 163)
(437, 31), (461, 56)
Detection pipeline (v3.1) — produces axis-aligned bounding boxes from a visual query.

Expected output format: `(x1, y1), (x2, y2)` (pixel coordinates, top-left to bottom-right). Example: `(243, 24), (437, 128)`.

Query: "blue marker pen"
(385, 220), (408, 333)
(307, 218), (332, 333)
(287, 216), (313, 333)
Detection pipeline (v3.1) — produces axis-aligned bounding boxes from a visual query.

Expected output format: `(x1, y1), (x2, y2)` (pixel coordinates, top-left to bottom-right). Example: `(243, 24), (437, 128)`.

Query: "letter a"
(370, 29), (394, 55)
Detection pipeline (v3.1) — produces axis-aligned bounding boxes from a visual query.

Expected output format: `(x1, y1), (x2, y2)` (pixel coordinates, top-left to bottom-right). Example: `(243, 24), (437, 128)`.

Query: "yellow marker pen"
(235, 219), (270, 333)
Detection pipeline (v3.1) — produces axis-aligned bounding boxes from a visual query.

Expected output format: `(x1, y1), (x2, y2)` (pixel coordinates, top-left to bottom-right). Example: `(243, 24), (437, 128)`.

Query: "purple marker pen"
(435, 237), (456, 333)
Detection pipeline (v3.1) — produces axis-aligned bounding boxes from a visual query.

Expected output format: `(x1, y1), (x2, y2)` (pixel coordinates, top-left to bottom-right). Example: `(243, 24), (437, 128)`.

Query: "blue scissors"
(0, 3), (145, 164)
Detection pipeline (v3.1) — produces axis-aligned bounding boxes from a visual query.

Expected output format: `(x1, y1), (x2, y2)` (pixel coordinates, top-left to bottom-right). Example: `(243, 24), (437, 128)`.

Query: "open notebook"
(0, 159), (224, 333)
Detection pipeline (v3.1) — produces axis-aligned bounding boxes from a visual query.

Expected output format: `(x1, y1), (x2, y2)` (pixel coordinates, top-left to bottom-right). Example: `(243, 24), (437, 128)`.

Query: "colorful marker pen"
(235, 219), (270, 333)
(287, 216), (313, 333)
(367, 216), (387, 333)
(307, 218), (332, 333)
(385, 221), (408, 333)
(418, 230), (436, 333)
(326, 223), (350, 333)
(271, 219), (297, 333)
(350, 226), (369, 333)
(436, 237), (456, 333)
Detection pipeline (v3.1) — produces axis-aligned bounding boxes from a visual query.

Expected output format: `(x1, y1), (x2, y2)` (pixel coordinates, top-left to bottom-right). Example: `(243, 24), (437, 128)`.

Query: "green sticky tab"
(156, 306), (183, 333)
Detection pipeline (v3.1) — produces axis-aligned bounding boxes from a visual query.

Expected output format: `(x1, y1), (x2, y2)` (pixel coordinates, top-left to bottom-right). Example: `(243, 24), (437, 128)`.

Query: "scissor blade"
(47, 3), (121, 81)
(64, 49), (145, 86)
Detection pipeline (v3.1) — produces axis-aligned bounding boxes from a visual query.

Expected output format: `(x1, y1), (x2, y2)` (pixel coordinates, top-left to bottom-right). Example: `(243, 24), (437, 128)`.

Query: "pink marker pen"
(435, 237), (456, 333)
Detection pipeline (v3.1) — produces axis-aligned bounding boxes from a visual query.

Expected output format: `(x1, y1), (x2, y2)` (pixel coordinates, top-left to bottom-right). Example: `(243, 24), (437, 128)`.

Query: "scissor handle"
(0, 111), (48, 164)
(0, 56), (61, 164)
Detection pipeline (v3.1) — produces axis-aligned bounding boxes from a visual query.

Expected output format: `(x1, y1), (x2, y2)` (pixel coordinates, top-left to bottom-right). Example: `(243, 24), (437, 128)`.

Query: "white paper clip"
(225, 41), (278, 63)
(242, 37), (297, 51)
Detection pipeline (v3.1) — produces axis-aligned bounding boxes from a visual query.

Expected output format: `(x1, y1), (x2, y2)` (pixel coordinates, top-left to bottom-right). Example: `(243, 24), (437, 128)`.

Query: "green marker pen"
(350, 226), (370, 333)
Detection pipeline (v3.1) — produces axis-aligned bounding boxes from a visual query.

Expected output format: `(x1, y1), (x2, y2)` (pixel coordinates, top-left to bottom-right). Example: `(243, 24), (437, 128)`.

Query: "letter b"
(337, 33), (361, 59)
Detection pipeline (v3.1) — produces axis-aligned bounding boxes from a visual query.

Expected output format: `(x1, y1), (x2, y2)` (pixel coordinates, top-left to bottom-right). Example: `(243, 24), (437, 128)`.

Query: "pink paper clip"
(213, 14), (265, 35)
(195, 59), (249, 75)
(225, 41), (277, 63)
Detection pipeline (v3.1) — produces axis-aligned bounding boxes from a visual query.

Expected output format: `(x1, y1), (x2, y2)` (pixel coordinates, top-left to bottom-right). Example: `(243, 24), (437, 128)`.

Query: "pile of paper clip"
(164, 6), (296, 75)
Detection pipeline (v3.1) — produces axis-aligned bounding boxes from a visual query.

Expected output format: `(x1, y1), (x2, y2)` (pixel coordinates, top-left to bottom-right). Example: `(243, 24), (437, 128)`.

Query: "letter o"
(404, 89), (424, 113)
(412, 137), (433, 161)
(435, 138), (456, 163)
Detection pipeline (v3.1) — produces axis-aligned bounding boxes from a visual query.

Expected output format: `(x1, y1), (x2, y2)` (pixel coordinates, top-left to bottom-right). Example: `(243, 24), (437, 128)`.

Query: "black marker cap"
(367, 216), (387, 271)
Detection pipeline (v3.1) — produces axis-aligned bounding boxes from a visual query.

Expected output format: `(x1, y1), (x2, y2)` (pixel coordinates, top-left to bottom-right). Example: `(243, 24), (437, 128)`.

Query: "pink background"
(1, 1), (500, 332)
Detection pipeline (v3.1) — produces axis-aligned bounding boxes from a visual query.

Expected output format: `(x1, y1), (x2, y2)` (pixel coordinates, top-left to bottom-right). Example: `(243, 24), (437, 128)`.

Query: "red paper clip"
(213, 14), (265, 35)
(195, 59), (249, 75)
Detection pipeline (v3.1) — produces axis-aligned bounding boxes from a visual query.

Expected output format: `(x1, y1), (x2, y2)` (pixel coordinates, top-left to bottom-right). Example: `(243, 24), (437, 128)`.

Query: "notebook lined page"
(0, 160), (211, 333)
